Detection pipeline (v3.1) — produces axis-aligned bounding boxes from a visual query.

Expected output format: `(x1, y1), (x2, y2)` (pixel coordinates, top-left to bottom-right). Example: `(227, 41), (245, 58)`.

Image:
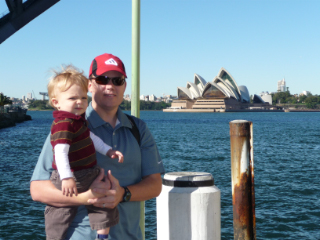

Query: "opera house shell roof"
(177, 68), (251, 103)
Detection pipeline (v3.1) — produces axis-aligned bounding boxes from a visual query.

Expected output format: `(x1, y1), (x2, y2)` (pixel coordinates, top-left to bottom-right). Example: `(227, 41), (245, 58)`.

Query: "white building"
(300, 91), (311, 96)
(123, 94), (131, 101)
(149, 94), (156, 101)
(260, 92), (272, 105)
(277, 78), (286, 92)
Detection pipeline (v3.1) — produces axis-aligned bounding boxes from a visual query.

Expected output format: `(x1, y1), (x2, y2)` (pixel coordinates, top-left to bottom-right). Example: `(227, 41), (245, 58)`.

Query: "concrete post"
(157, 172), (221, 240)
(131, 1), (143, 238)
(229, 120), (256, 240)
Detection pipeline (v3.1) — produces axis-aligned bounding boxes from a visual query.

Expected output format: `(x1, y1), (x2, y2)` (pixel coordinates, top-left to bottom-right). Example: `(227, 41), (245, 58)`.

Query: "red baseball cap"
(89, 53), (127, 78)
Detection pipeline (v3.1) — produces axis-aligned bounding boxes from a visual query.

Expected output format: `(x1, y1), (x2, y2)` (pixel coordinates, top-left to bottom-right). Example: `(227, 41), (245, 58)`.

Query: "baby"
(45, 64), (122, 240)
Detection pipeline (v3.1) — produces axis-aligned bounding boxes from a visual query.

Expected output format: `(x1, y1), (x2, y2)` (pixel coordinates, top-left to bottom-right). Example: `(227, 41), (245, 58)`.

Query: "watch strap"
(122, 186), (131, 202)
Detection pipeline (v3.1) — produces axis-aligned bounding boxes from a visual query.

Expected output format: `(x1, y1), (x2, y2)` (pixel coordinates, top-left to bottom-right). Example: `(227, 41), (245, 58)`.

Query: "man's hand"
(86, 168), (111, 200)
(62, 178), (78, 197)
(87, 170), (124, 209)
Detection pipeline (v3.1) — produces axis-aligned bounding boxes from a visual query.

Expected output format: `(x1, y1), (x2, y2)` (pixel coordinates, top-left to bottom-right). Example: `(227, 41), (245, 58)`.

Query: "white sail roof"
(177, 68), (249, 102)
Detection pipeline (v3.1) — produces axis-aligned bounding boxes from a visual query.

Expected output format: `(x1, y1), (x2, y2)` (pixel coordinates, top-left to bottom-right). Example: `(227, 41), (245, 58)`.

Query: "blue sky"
(1, 0), (319, 99)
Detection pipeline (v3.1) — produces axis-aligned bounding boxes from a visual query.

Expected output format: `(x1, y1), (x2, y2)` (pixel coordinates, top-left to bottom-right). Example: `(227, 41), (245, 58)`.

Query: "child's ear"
(51, 98), (59, 109)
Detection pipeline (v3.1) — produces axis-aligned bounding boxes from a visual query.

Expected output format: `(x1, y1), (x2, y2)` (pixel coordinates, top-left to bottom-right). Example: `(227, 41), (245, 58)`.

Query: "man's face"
(88, 70), (127, 112)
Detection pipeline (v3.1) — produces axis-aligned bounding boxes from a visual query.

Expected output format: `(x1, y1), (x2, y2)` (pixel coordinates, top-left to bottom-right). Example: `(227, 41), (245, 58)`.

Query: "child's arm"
(54, 144), (78, 196)
(90, 131), (124, 163)
(106, 149), (124, 163)
(61, 178), (78, 197)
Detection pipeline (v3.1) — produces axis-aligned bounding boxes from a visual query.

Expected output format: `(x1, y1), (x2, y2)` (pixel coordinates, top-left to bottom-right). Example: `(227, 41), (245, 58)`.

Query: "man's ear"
(88, 80), (93, 93)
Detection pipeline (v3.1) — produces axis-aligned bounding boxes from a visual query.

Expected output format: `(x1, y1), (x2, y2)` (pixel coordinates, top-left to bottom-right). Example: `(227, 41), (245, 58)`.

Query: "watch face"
(123, 187), (131, 202)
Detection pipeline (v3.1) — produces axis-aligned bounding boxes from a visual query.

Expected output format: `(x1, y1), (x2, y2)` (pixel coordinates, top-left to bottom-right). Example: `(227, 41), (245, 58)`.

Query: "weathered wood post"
(156, 172), (221, 240)
(229, 120), (256, 240)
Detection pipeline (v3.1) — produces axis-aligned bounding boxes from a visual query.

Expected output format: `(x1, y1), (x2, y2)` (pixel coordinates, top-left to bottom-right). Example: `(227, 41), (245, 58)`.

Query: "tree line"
(0, 93), (13, 113)
(28, 98), (171, 111)
(28, 100), (54, 110)
(272, 92), (320, 109)
(120, 100), (171, 110)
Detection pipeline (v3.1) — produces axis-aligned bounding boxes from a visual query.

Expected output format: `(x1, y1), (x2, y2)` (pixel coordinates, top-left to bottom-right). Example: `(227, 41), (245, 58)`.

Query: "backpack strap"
(125, 114), (141, 146)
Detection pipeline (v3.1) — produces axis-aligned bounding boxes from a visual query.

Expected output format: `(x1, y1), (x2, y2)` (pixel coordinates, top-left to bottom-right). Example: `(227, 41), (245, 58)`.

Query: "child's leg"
(45, 205), (78, 240)
(96, 228), (110, 240)
(46, 170), (78, 240)
(86, 205), (119, 240)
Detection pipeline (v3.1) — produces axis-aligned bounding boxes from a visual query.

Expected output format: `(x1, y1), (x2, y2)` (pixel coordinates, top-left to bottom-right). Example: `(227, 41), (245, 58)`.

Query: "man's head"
(88, 53), (127, 114)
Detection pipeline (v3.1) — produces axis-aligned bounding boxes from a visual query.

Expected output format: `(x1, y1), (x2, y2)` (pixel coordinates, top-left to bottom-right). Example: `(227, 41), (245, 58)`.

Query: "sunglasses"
(91, 76), (126, 86)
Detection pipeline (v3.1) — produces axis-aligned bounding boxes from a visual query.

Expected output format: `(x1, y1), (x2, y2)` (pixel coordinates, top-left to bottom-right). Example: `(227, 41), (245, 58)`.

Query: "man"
(30, 53), (165, 240)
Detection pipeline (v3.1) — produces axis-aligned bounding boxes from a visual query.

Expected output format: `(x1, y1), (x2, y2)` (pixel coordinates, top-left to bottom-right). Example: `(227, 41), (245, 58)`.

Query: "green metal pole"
(132, 1), (144, 239)
(131, 0), (140, 118)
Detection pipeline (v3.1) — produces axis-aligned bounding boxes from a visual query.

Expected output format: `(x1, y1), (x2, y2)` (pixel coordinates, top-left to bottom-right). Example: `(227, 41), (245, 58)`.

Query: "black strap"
(125, 114), (141, 146)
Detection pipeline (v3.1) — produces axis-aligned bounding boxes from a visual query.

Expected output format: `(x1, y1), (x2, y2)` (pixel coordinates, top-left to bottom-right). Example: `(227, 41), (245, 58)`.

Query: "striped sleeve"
(50, 119), (75, 148)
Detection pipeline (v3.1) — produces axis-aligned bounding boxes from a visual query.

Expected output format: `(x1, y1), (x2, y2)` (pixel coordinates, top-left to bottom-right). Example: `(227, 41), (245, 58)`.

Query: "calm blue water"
(0, 111), (319, 240)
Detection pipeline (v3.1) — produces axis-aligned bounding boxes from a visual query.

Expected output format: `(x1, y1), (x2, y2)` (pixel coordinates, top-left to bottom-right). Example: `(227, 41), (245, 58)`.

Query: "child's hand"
(106, 149), (124, 163)
(62, 178), (78, 197)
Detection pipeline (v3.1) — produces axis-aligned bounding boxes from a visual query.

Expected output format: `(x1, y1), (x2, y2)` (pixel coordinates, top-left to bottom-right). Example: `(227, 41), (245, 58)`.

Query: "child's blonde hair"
(47, 64), (88, 108)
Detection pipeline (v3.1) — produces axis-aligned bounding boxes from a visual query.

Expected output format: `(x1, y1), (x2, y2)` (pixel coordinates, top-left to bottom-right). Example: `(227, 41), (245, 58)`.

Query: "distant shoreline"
(27, 109), (53, 111)
(27, 109), (164, 112)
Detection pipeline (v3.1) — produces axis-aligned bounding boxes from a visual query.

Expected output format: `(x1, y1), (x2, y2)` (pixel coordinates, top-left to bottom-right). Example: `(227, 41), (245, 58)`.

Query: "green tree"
(28, 100), (54, 110)
(0, 93), (13, 113)
(299, 95), (307, 103)
(120, 100), (171, 111)
(272, 91), (291, 104)
(305, 96), (318, 109)
(287, 96), (297, 104)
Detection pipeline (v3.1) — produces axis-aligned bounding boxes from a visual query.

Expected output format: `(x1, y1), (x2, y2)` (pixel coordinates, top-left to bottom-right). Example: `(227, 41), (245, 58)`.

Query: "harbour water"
(0, 110), (319, 239)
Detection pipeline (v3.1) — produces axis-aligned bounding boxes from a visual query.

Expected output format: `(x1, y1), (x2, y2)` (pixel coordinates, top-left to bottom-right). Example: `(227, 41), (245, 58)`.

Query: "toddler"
(45, 65), (122, 240)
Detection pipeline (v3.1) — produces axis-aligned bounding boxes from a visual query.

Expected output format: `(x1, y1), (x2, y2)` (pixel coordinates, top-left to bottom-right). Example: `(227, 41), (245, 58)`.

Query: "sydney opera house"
(164, 68), (277, 112)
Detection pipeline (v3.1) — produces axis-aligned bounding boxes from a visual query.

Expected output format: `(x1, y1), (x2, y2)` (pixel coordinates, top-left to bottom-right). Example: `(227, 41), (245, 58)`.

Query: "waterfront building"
(123, 94), (131, 101)
(260, 92), (272, 105)
(300, 91), (311, 96)
(277, 78), (286, 92)
(167, 67), (275, 112)
(149, 94), (156, 102)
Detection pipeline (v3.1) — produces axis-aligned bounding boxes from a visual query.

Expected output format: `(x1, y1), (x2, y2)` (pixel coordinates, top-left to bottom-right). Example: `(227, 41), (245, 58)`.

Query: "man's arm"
(88, 171), (162, 208)
(30, 168), (109, 207)
(127, 173), (162, 201)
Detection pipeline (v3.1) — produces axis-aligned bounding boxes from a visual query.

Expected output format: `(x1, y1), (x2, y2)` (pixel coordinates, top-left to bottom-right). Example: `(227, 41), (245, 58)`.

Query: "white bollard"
(156, 172), (221, 240)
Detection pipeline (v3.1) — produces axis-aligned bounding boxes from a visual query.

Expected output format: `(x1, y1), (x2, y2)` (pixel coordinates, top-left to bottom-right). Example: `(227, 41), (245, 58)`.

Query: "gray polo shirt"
(31, 104), (165, 240)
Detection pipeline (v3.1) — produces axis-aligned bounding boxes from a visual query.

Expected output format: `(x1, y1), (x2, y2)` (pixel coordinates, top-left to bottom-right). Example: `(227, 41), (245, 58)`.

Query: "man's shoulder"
(124, 114), (142, 146)
(122, 112), (145, 127)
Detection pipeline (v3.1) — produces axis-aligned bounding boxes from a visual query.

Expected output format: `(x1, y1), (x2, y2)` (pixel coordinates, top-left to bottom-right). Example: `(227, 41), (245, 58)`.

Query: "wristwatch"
(122, 186), (131, 202)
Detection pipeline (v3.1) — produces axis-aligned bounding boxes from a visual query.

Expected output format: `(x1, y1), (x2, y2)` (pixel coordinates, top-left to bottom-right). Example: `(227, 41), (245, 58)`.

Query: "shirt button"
(113, 132), (115, 135)
(114, 145), (117, 148)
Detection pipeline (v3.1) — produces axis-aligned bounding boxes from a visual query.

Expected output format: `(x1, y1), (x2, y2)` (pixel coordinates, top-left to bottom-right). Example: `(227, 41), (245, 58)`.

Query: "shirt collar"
(53, 110), (86, 121)
(86, 102), (132, 129)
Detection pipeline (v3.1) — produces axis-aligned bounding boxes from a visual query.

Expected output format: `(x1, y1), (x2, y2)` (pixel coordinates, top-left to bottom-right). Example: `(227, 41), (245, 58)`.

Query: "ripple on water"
(1, 111), (319, 239)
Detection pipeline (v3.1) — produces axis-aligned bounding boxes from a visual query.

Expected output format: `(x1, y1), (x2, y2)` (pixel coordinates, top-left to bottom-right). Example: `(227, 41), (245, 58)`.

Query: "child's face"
(52, 84), (88, 115)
